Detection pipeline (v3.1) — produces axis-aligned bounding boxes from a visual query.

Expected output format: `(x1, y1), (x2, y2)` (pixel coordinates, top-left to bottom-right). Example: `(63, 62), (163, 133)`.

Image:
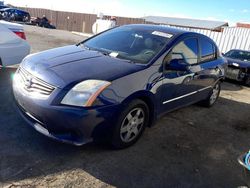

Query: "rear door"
(195, 36), (224, 99)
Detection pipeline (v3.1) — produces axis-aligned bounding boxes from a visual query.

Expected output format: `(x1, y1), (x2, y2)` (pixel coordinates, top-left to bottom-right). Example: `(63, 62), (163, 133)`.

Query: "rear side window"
(171, 38), (199, 65)
(200, 38), (216, 62)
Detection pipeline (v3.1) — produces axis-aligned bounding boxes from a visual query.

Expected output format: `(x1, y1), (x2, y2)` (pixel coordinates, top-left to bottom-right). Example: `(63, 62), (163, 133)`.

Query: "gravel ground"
(24, 25), (87, 54)
(0, 25), (250, 188)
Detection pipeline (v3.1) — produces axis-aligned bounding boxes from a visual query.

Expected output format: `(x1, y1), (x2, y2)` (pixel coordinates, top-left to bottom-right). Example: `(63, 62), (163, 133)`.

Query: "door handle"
(215, 66), (222, 74)
(215, 66), (221, 71)
(182, 76), (193, 84)
(193, 73), (199, 79)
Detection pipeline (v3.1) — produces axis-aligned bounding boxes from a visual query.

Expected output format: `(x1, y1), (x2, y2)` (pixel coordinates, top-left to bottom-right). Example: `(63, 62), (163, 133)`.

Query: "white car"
(0, 20), (30, 66)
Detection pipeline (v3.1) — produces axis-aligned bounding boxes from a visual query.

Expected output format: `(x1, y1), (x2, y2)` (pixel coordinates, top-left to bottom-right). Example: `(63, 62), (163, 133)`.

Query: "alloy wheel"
(120, 107), (145, 143)
(210, 83), (220, 105)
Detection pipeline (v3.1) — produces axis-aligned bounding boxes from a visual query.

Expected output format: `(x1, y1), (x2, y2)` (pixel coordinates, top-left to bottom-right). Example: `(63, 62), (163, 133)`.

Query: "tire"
(23, 16), (29, 22)
(10, 13), (15, 21)
(111, 99), (149, 149)
(200, 81), (221, 107)
(245, 77), (250, 87)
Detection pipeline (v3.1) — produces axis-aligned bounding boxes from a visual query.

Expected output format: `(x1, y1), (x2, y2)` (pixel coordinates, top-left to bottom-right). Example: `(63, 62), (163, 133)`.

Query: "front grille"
(18, 67), (55, 96)
(228, 65), (240, 69)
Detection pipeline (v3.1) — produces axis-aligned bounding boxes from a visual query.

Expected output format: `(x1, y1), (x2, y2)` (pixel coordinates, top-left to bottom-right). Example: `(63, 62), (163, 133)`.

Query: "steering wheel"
(143, 50), (155, 56)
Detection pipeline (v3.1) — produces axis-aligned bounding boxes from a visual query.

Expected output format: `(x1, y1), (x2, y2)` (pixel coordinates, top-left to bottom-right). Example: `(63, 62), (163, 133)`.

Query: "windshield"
(82, 26), (172, 64)
(225, 50), (250, 62)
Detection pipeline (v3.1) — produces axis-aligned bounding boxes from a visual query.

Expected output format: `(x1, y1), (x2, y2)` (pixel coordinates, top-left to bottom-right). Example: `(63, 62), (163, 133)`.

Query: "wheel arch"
(121, 90), (157, 127)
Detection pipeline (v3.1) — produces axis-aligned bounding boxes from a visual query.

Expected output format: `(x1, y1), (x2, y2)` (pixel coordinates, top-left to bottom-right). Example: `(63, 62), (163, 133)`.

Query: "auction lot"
(1, 26), (250, 188)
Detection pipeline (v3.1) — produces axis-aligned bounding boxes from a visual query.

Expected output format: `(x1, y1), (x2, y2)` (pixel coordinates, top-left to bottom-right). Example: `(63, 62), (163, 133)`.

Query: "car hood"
(21, 45), (144, 89)
(226, 57), (250, 68)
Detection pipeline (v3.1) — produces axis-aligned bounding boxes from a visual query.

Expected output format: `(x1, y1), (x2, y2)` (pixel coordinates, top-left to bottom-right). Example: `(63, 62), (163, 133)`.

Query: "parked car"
(238, 151), (250, 187)
(224, 49), (250, 86)
(12, 25), (226, 149)
(0, 5), (7, 19)
(0, 8), (30, 22)
(30, 16), (56, 29)
(0, 20), (30, 66)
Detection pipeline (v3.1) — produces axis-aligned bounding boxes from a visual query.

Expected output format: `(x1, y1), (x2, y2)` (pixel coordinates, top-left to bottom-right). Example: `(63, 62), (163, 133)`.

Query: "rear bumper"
(13, 84), (121, 146)
(0, 40), (30, 66)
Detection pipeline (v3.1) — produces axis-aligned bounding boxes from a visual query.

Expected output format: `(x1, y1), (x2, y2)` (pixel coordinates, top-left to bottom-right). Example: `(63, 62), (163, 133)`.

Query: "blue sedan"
(13, 25), (226, 149)
(224, 49), (250, 86)
(0, 8), (30, 22)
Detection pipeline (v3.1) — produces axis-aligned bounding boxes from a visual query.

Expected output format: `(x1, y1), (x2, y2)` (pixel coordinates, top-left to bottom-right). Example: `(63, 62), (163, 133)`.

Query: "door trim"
(162, 86), (212, 104)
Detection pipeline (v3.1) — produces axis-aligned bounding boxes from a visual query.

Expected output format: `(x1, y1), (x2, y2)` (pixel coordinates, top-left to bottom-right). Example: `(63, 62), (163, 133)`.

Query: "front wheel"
(200, 81), (221, 107)
(111, 99), (149, 149)
(23, 15), (30, 22)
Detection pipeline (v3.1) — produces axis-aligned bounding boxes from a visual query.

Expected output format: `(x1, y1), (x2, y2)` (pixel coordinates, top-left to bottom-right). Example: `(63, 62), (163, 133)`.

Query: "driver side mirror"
(166, 59), (190, 71)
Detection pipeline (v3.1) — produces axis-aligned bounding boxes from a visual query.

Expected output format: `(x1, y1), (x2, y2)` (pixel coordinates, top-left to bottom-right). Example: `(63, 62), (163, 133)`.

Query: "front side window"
(200, 38), (216, 62)
(82, 26), (172, 64)
(169, 38), (199, 65)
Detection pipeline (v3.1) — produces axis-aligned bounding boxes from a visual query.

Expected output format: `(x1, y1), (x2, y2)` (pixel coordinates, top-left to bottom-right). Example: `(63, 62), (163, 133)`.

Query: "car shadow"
(222, 79), (247, 91)
(0, 68), (250, 187)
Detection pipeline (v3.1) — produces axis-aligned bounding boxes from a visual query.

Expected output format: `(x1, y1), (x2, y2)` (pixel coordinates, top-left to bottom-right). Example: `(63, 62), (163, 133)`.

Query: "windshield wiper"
(118, 58), (137, 64)
(79, 44), (108, 55)
(77, 43), (90, 50)
(78, 45), (138, 64)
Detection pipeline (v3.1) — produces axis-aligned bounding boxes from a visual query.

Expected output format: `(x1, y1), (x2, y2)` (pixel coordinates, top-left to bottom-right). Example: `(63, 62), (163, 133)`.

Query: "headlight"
(232, 63), (239, 67)
(61, 80), (111, 107)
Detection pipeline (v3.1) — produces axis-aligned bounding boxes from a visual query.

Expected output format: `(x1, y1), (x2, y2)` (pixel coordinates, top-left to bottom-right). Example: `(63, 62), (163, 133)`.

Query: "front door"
(159, 37), (207, 113)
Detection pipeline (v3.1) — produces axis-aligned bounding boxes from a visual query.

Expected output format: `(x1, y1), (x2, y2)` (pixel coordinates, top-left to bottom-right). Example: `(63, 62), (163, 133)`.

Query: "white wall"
(161, 25), (250, 53)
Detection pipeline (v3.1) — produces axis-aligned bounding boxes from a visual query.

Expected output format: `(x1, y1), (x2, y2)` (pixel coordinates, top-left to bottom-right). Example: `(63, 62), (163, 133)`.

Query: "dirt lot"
(24, 25), (87, 54)
(1, 25), (250, 188)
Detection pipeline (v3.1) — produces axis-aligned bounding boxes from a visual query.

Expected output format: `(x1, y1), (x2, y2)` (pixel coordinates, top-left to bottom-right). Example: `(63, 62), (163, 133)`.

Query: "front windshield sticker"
(110, 52), (119, 58)
(152, 31), (173, 38)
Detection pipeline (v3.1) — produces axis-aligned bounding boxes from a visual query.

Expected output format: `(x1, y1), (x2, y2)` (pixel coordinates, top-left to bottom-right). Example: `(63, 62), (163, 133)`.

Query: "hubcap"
(120, 108), (145, 143)
(210, 83), (219, 105)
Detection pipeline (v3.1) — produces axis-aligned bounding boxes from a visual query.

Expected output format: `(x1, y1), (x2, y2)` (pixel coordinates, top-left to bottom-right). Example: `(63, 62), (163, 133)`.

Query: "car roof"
(123, 24), (219, 50)
(1, 8), (28, 13)
(120, 24), (216, 46)
(124, 24), (188, 36)
(228, 49), (250, 53)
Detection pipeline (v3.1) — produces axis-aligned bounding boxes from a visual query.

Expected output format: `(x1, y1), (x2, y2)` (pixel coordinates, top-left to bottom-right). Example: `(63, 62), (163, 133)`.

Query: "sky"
(3, 0), (250, 25)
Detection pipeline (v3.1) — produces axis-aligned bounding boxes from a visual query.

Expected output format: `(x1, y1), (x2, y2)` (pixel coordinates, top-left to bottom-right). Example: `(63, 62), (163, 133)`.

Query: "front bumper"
(13, 79), (120, 146)
(226, 66), (248, 81)
(16, 104), (90, 145)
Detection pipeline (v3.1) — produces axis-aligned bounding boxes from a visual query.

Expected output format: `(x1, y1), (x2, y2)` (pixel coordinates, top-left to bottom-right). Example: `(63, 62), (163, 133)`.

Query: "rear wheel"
(200, 81), (221, 107)
(245, 77), (250, 87)
(111, 99), (149, 149)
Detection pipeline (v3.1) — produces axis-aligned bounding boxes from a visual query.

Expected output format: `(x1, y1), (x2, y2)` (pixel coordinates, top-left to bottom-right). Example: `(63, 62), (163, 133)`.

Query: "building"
(237, 22), (250, 29)
(144, 16), (228, 31)
(0, 1), (4, 6)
